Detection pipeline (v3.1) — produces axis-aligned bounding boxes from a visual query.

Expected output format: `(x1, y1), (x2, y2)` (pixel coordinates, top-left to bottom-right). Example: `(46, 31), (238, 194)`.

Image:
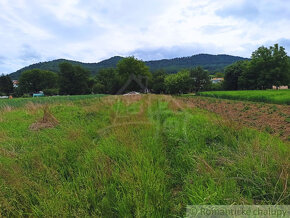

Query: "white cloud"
(0, 0), (289, 73)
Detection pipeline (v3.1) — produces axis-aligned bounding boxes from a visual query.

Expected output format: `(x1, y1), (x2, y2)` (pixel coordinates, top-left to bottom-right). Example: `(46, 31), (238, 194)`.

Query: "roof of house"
(211, 78), (224, 80)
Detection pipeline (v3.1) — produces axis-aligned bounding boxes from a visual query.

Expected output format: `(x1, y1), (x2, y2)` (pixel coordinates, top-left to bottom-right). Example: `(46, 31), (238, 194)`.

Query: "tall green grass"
(197, 90), (290, 105)
(0, 95), (288, 217)
(149, 100), (289, 215)
(0, 94), (106, 109)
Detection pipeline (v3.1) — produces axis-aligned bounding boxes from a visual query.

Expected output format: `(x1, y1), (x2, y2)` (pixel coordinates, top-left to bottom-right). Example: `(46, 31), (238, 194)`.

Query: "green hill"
(9, 54), (247, 79)
(146, 54), (248, 73)
(9, 56), (123, 79)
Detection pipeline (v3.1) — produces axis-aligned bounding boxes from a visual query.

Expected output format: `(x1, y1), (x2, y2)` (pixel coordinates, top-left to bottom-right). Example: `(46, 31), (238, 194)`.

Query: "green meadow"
(0, 95), (289, 217)
(0, 94), (105, 109)
(197, 89), (290, 105)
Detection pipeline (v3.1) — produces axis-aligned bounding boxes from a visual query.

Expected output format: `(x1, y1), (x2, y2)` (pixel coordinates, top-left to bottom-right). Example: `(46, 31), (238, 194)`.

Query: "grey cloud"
(0, 56), (6, 65)
(278, 39), (290, 49)
(216, 0), (290, 22)
(0, 59), (20, 74)
(216, 1), (259, 20)
(201, 25), (234, 35)
(131, 44), (222, 61)
(18, 44), (42, 61)
(0, 0), (289, 74)
(77, 0), (175, 26)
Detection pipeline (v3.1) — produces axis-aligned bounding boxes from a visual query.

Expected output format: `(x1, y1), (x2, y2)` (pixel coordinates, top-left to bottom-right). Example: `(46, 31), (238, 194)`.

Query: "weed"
(242, 105), (250, 112)
(279, 112), (287, 117)
(265, 125), (275, 134)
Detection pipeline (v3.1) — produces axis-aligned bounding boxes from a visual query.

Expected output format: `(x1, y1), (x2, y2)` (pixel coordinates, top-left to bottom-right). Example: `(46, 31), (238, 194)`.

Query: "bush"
(43, 88), (59, 96)
(11, 87), (23, 97)
(22, 93), (31, 98)
(207, 82), (224, 91)
(92, 83), (105, 94)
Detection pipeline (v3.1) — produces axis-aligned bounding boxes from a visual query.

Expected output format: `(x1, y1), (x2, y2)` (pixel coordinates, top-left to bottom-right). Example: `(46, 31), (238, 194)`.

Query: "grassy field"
(197, 90), (290, 105)
(0, 95), (289, 217)
(178, 95), (290, 141)
(0, 94), (106, 109)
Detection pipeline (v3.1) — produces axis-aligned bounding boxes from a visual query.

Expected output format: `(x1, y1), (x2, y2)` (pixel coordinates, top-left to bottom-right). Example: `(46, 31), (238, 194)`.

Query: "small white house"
(211, 78), (224, 84)
(12, 80), (19, 88)
(272, 85), (288, 90)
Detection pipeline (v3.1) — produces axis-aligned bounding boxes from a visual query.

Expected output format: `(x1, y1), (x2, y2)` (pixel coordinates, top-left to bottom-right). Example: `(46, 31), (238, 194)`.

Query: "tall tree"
(152, 70), (167, 94)
(245, 44), (290, 89)
(19, 69), (58, 94)
(117, 57), (152, 93)
(95, 68), (120, 94)
(59, 63), (91, 95)
(189, 66), (210, 92)
(224, 61), (248, 90)
(165, 70), (191, 94)
(0, 74), (13, 95)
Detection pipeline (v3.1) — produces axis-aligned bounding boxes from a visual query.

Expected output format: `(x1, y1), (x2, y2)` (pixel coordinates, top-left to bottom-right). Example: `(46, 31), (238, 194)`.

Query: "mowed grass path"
(197, 90), (290, 105)
(0, 95), (289, 217)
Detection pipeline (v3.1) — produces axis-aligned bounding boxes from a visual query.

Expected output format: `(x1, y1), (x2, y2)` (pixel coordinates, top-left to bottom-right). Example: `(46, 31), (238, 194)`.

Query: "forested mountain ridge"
(9, 54), (248, 79)
(146, 54), (248, 73)
(9, 56), (123, 79)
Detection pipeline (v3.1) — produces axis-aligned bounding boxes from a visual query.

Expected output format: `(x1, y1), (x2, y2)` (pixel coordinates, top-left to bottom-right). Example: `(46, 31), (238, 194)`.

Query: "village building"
(211, 78), (224, 84)
(272, 85), (288, 90)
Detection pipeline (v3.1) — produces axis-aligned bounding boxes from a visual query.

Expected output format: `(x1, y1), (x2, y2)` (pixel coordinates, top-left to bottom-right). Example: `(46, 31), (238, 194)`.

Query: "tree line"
(0, 75), (13, 96)
(224, 44), (290, 90)
(0, 44), (289, 97)
(0, 56), (212, 96)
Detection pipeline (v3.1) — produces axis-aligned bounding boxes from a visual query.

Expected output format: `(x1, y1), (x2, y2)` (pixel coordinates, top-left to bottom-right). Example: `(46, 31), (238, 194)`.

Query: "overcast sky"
(0, 0), (289, 74)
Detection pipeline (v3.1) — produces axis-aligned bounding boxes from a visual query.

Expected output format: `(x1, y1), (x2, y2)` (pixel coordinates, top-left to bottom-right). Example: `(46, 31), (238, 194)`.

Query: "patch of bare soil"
(178, 96), (290, 141)
(30, 106), (59, 131)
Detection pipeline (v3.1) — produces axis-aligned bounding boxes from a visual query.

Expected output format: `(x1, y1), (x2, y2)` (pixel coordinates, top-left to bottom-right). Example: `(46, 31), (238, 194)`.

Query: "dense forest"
(9, 54), (247, 79)
(146, 54), (247, 73)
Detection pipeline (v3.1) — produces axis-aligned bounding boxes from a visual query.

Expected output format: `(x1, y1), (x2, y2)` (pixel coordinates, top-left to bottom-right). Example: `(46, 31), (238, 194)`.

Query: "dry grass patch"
(0, 131), (7, 142)
(25, 102), (43, 114)
(0, 148), (17, 158)
(100, 96), (152, 140)
(67, 129), (82, 140)
(30, 106), (59, 131)
(120, 94), (142, 106)
(2, 105), (13, 113)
